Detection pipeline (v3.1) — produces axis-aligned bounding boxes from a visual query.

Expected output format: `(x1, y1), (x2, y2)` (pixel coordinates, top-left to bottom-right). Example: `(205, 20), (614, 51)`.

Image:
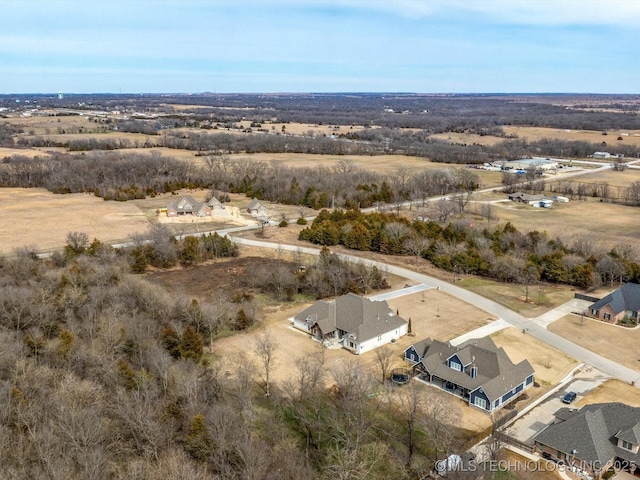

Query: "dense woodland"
(0, 233), (485, 480)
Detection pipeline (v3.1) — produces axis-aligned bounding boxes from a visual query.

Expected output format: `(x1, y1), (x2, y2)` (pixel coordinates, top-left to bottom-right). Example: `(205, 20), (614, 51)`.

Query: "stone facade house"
(291, 293), (408, 355)
(166, 196), (211, 217)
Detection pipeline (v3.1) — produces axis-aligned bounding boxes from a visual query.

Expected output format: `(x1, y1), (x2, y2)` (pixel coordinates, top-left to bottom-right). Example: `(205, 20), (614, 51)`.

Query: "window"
(450, 361), (462, 371)
(591, 309), (598, 316)
(622, 440), (634, 451)
(474, 396), (487, 409)
(604, 313), (611, 321)
(633, 311), (638, 319)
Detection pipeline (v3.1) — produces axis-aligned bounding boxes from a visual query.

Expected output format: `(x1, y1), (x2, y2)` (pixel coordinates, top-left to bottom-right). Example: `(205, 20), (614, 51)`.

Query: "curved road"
(231, 236), (640, 386)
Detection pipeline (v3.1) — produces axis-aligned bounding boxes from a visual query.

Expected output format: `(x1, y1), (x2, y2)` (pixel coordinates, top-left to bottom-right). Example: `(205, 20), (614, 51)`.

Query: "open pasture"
(432, 126), (640, 150)
(0, 187), (149, 254)
(487, 194), (640, 249)
(503, 125), (640, 148)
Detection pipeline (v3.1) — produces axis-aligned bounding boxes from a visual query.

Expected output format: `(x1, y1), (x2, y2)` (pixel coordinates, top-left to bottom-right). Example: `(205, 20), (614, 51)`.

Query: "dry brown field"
(195, 152), (506, 186)
(552, 167), (640, 190)
(431, 126), (640, 149)
(0, 147), (49, 158)
(484, 193), (640, 249)
(0, 187), (149, 254)
(549, 313), (640, 372)
(503, 126), (640, 147)
(0, 114), (96, 134)
(576, 379), (640, 408)
(429, 132), (507, 147)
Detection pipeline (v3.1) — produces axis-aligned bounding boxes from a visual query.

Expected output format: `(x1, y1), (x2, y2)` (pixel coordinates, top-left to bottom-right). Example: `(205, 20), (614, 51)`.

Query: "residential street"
(231, 236), (640, 386)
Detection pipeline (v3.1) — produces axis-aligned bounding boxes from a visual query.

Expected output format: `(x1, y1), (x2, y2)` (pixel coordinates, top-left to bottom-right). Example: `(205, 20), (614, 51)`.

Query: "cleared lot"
(0, 187), (148, 254)
(549, 314), (640, 372)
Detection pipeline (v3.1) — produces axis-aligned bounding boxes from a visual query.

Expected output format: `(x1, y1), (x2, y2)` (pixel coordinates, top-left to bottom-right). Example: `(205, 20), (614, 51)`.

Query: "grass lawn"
(491, 328), (578, 390)
(577, 379), (640, 408)
(457, 277), (576, 318)
(549, 314), (640, 372)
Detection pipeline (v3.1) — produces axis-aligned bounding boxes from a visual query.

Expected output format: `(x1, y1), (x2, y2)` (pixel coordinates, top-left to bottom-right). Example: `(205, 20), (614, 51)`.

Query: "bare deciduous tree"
(374, 344), (395, 384)
(254, 331), (277, 397)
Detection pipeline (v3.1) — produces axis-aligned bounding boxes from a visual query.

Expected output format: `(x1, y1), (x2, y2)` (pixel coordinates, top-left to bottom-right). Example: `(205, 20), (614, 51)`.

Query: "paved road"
(368, 283), (431, 301)
(231, 236), (640, 386)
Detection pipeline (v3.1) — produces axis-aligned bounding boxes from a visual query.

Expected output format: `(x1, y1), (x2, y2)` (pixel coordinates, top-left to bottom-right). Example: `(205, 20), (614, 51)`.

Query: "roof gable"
(247, 198), (265, 210)
(413, 336), (534, 401)
(591, 283), (640, 314)
(535, 403), (640, 465)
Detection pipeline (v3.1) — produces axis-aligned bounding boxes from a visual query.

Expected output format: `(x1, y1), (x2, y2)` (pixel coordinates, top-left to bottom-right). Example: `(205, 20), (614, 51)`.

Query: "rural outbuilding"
(505, 157), (558, 171)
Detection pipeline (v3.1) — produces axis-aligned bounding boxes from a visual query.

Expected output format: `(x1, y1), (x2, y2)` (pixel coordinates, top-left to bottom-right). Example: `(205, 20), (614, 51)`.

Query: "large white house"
(291, 293), (408, 355)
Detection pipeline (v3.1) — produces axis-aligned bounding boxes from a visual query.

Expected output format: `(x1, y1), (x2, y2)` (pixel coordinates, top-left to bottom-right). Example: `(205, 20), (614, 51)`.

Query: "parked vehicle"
(562, 391), (577, 404)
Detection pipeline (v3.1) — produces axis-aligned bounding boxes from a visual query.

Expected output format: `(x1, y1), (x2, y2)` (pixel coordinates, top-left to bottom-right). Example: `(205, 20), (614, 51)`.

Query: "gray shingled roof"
(534, 403), (640, 467)
(167, 195), (209, 213)
(616, 423), (640, 446)
(590, 283), (640, 315)
(247, 198), (265, 210)
(413, 336), (534, 402)
(207, 196), (222, 208)
(293, 293), (407, 343)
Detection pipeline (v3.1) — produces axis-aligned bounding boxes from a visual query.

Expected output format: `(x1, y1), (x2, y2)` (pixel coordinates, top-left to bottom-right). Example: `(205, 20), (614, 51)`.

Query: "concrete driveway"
(503, 367), (611, 445)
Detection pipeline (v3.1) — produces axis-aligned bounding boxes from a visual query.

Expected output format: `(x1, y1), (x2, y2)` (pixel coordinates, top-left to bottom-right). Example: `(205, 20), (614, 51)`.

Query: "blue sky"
(1, 0), (639, 94)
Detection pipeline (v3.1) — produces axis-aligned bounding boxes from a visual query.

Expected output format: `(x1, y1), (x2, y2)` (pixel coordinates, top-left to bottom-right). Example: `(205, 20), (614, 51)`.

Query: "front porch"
(414, 369), (471, 402)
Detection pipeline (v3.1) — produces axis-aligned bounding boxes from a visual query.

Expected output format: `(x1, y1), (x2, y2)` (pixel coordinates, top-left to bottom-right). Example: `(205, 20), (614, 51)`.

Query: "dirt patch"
(146, 256), (300, 300)
(0, 187), (149, 254)
(549, 314), (640, 372)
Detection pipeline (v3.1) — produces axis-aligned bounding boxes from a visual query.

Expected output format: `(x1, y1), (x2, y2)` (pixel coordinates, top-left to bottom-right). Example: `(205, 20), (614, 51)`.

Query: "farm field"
(485, 193), (640, 249)
(431, 126), (640, 149)
(0, 187), (149, 254)
(549, 313), (640, 372)
(503, 125), (640, 147)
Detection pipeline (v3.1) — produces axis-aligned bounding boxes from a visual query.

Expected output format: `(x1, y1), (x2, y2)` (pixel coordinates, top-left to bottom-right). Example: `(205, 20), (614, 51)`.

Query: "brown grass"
(483, 193), (640, 249)
(432, 126), (640, 149)
(549, 314), (640, 372)
(576, 379), (640, 408)
(491, 327), (578, 388)
(503, 126), (640, 147)
(0, 187), (149, 254)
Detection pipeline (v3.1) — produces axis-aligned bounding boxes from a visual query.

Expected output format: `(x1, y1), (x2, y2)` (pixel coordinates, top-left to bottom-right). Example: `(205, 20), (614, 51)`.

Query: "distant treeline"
(0, 152), (207, 200)
(15, 124), (639, 164)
